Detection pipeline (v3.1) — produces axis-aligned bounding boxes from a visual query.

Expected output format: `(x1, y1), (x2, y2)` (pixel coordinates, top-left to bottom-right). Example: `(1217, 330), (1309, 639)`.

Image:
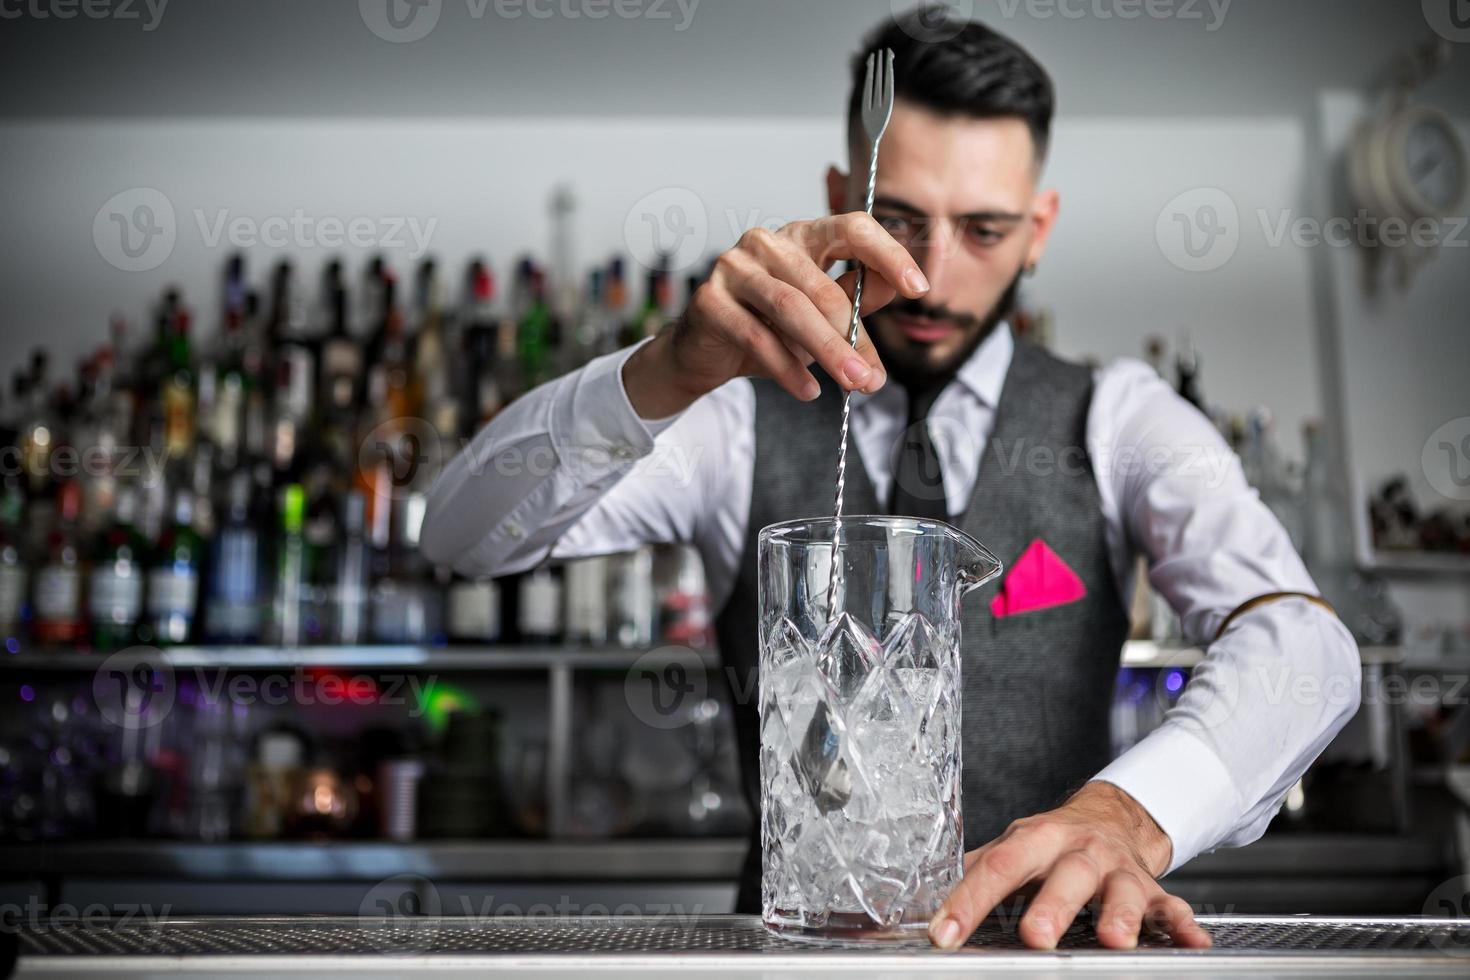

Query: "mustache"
(877, 297), (989, 333)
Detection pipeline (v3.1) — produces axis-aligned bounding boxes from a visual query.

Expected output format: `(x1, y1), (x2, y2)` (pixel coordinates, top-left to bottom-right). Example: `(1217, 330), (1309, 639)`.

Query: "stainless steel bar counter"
(9, 914), (1470, 978)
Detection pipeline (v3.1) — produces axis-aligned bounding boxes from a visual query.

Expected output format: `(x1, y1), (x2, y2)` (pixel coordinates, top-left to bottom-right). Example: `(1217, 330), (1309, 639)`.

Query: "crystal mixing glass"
(758, 516), (1002, 942)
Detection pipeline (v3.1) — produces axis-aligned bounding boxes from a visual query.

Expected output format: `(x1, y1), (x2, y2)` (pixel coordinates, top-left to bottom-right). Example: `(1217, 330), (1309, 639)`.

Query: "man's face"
(828, 101), (1058, 385)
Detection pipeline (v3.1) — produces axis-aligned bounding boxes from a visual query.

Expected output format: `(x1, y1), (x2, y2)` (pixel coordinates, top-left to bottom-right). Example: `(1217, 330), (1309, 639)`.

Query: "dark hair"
(849, 5), (1055, 164)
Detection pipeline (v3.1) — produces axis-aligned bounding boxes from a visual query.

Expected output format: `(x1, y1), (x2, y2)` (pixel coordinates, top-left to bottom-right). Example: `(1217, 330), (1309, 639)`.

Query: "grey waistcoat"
(712, 338), (1130, 912)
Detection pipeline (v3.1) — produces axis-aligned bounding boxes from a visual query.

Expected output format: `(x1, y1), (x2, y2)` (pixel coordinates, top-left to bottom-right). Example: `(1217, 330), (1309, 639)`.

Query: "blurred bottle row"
(0, 670), (750, 844)
(1130, 335), (1404, 649)
(0, 252), (712, 651)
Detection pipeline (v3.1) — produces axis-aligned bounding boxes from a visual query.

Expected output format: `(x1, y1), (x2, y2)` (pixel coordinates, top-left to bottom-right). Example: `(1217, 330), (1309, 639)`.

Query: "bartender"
(421, 7), (1360, 954)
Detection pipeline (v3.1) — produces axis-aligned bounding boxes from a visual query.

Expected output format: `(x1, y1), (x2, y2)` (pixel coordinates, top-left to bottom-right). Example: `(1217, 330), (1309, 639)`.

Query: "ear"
(825, 165), (850, 216)
(1025, 188), (1061, 270)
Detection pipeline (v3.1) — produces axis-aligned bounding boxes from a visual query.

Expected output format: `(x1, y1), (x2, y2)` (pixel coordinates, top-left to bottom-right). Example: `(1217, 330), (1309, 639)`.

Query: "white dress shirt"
(421, 324), (1361, 874)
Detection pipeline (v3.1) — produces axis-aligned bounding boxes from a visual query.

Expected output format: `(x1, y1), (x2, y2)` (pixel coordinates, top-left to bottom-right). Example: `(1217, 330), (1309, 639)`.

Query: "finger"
(1144, 894), (1213, 950)
(742, 234), (887, 389)
(1094, 870), (1149, 951)
(794, 212), (930, 300)
(727, 269), (876, 393)
(929, 836), (1051, 950)
(1020, 851), (1101, 951)
(690, 285), (819, 401)
(834, 266), (899, 318)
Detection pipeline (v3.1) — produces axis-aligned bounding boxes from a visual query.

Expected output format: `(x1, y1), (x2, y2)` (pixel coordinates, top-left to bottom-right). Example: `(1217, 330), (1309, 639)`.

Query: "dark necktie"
(888, 383), (950, 522)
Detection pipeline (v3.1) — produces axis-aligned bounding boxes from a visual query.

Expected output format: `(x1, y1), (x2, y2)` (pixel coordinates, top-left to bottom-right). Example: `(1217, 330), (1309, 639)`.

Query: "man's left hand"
(928, 782), (1214, 951)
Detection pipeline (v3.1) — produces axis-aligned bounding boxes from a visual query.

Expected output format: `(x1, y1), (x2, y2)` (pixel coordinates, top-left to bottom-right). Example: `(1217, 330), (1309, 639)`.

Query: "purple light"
(5, 637), (19, 654)
(19, 684), (35, 702)
(1165, 671), (1186, 694)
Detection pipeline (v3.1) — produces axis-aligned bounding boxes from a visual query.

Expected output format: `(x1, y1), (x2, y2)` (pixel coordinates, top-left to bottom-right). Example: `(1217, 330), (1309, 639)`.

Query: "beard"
(869, 267), (1025, 392)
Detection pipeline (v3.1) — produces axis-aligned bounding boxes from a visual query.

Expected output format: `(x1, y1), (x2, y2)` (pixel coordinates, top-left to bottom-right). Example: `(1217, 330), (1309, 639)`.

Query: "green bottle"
(89, 485), (148, 651)
(0, 477), (29, 640)
(518, 264), (553, 388)
(271, 484), (307, 647)
(148, 487), (203, 645)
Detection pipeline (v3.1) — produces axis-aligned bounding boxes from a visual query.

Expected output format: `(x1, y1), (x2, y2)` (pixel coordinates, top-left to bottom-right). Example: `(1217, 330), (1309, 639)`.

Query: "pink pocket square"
(990, 539), (1087, 618)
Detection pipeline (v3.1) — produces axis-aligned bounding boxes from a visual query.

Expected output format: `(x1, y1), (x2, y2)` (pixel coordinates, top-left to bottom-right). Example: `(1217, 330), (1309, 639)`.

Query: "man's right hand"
(623, 213), (931, 420)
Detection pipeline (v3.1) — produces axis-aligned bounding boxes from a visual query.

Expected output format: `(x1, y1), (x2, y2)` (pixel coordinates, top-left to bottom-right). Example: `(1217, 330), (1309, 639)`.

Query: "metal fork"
(833, 48), (895, 526)
(828, 47), (895, 614)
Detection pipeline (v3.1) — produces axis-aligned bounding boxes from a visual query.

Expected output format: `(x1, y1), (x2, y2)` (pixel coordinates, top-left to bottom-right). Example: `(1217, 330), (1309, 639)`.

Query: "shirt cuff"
(549, 339), (684, 481)
(1090, 724), (1245, 875)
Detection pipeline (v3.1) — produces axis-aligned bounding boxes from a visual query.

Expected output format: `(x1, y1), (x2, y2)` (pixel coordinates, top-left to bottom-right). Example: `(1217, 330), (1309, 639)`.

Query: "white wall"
(1312, 91), (1470, 630)
(1, 0), (1466, 500)
(1316, 93), (1470, 517)
(0, 113), (1324, 442)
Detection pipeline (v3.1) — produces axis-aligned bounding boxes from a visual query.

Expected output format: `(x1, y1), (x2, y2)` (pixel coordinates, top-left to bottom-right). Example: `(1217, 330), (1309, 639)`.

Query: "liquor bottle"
(370, 276), (415, 431)
(331, 491), (371, 645)
(517, 565), (564, 645)
(266, 262), (315, 479)
(204, 286), (250, 472)
(89, 484), (147, 651)
(370, 491), (444, 645)
(1300, 422), (1401, 645)
(412, 258), (459, 448)
(658, 544), (713, 649)
(270, 484), (308, 647)
(1301, 422), (1354, 578)
(359, 255), (389, 338)
(563, 269), (604, 373)
(239, 290), (272, 478)
(204, 471), (264, 644)
(562, 556), (608, 645)
(446, 573), (500, 645)
(0, 378), (14, 452)
(20, 350), (56, 498)
(1144, 336), (1168, 378)
(608, 546), (655, 649)
(601, 259), (629, 355)
(148, 486), (203, 645)
(161, 307), (196, 463)
(1176, 338), (1206, 414)
(299, 474), (334, 645)
(189, 440), (218, 542)
(319, 283), (362, 425)
(624, 260), (671, 347)
(517, 263), (554, 390)
(0, 476), (29, 642)
(77, 344), (132, 535)
(33, 481), (86, 647)
(461, 259), (505, 435)
(1242, 408), (1303, 551)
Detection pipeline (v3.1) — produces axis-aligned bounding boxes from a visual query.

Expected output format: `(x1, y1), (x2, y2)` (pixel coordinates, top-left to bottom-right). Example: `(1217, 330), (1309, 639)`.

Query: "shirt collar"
(951, 321), (1014, 409)
(853, 321), (1014, 412)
